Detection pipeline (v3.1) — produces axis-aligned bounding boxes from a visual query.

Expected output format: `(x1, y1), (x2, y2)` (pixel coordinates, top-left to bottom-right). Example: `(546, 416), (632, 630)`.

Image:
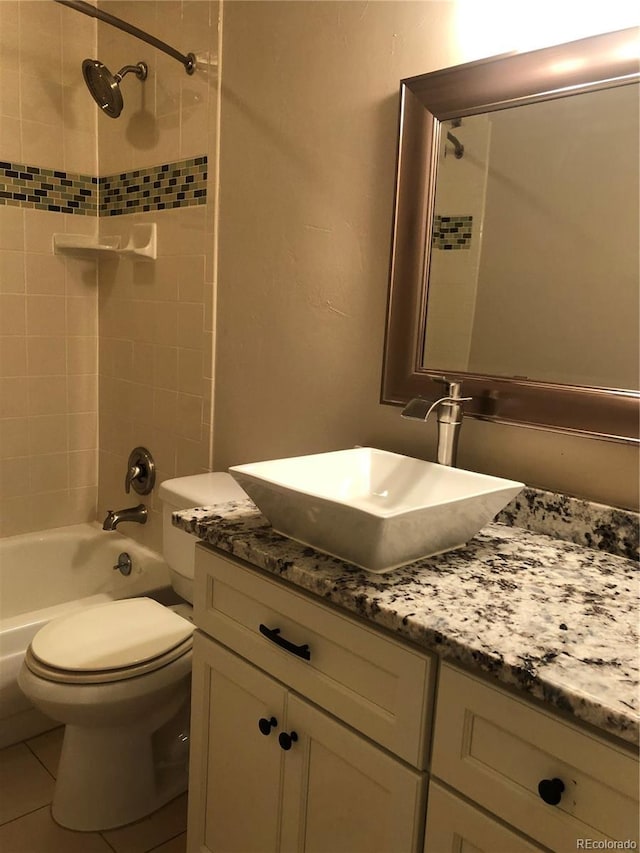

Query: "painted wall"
(213, 1), (639, 510)
(0, 0), (99, 537)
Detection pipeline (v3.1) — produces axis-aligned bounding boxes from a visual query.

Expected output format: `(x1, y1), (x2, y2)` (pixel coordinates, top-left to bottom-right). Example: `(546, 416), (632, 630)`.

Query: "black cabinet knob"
(538, 777), (565, 805)
(258, 716), (278, 736)
(278, 731), (298, 751)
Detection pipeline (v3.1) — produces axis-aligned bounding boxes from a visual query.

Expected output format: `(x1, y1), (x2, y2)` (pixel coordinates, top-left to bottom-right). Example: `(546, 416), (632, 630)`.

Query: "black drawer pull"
(258, 716), (278, 736)
(538, 777), (565, 805)
(278, 731), (298, 751)
(259, 624), (311, 661)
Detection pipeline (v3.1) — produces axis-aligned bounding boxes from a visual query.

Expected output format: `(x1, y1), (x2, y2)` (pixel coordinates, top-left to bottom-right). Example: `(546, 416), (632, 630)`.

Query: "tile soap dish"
(53, 223), (156, 260)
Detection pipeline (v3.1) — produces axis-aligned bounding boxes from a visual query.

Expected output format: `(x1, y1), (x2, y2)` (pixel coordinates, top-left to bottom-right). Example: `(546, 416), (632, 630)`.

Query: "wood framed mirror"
(381, 28), (639, 443)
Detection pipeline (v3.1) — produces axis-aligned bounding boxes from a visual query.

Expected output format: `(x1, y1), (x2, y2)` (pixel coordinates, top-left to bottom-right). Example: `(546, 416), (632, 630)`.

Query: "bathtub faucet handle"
(125, 463), (142, 494)
(125, 447), (156, 496)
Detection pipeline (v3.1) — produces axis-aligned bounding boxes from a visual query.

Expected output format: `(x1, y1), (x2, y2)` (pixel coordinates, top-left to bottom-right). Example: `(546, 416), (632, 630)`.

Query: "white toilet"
(18, 472), (246, 832)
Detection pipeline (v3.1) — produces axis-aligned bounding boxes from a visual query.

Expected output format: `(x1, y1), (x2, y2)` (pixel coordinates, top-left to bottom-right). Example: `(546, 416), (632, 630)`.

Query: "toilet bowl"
(18, 472), (247, 831)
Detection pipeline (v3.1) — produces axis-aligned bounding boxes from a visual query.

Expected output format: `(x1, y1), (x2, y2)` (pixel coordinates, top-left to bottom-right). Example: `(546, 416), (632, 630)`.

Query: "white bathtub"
(0, 522), (173, 748)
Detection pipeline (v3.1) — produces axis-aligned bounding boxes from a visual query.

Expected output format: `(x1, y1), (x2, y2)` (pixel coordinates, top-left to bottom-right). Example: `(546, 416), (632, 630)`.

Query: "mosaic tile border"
(0, 161), (97, 215)
(0, 155), (207, 217)
(432, 214), (473, 250)
(99, 156), (207, 217)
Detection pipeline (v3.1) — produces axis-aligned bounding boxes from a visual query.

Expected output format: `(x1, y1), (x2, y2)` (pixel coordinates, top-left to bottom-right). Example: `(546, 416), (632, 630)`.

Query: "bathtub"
(0, 522), (173, 748)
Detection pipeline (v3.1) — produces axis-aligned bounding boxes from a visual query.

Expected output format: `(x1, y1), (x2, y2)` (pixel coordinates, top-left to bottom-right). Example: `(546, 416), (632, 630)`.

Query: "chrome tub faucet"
(401, 378), (471, 467)
(102, 503), (148, 531)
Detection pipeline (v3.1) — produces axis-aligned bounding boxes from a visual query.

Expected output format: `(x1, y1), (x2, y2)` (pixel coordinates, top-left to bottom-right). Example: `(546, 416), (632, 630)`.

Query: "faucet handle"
(432, 377), (472, 403)
(125, 464), (141, 494)
(125, 447), (156, 496)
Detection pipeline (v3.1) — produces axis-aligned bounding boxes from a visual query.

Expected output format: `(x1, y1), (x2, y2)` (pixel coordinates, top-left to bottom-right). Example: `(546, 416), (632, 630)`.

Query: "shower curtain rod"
(54, 0), (196, 75)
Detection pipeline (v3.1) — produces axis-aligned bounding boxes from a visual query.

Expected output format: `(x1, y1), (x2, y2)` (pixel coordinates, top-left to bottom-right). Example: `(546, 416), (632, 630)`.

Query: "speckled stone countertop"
(174, 489), (639, 747)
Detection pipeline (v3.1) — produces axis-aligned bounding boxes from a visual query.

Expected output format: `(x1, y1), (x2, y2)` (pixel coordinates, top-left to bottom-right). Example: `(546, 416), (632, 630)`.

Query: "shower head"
(82, 59), (148, 118)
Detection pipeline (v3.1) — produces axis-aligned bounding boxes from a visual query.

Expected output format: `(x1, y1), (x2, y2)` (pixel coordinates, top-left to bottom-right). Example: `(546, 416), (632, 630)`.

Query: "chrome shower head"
(81, 59), (148, 118)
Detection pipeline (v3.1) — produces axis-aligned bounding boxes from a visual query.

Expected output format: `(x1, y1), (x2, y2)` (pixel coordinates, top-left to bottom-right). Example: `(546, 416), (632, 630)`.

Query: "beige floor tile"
(0, 805), (113, 852)
(102, 793), (188, 853)
(0, 743), (55, 825)
(26, 726), (64, 779)
(148, 832), (187, 853)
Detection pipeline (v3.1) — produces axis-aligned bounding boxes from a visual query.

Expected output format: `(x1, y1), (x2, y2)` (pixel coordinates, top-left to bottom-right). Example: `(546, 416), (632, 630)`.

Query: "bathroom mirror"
(382, 28), (640, 442)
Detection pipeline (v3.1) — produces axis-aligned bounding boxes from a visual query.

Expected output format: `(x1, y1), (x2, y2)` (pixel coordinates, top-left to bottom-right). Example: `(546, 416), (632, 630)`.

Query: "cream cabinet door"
(424, 782), (545, 853)
(187, 632), (286, 853)
(280, 693), (426, 853)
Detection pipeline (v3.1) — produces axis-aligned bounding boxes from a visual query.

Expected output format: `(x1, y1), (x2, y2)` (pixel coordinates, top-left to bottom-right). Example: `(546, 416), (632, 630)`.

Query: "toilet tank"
(159, 473), (247, 603)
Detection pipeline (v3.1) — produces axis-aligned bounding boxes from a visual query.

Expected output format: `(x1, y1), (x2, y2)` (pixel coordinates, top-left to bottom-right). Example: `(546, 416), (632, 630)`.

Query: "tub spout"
(102, 504), (148, 530)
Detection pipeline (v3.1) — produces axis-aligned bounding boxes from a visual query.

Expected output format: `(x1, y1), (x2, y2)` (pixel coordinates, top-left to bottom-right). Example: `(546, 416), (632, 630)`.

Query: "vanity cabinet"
(429, 665), (639, 853)
(188, 544), (639, 853)
(424, 781), (545, 853)
(187, 545), (433, 853)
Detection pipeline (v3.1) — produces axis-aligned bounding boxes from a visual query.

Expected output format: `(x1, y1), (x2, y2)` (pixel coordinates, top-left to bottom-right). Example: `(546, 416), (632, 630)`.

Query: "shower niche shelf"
(53, 223), (157, 261)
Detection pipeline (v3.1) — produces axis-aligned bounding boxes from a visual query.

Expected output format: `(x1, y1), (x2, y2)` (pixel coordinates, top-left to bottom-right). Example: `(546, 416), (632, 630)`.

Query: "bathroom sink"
(230, 447), (523, 572)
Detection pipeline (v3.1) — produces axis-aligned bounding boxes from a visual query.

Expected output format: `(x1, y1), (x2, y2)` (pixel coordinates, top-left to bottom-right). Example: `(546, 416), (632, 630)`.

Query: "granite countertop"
(174, 493), (639, 747)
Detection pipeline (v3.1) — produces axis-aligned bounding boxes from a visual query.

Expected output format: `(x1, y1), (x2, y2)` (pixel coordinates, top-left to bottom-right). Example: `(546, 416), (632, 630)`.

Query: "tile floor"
(0, 727), (187, 853)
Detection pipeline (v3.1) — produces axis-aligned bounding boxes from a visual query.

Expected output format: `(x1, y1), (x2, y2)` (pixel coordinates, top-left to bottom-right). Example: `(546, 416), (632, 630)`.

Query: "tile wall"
(0, 1), (219, 544)
(0, 1), (99, 537)
(96, 1), (220, 553)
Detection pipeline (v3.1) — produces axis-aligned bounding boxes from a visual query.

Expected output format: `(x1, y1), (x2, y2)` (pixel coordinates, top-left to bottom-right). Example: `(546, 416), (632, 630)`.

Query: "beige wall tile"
(0, 495), (32, 537)
(67, 336), (98, 375)
(27, 336), (66, 375)
(152, 302), (178, 346)
(0, 116), (22, 162)
(69, 449), (98, 488)
(128, 381), (155, 427)
(28, 414), (68, 454)
(67, 297), (98, 336)
(24, 210), (62, 254)
(153, 388), (178, 434)
(21, 119), (64, 170)
(0, 0), (100, 540)
(68, 411), (97, 451)
(0, 337), (27, 377)
(25, 254), (67, 295)
(176, 393), (202, 442)
(0, 208), (24, 251)
(177, 348), (202, 395)
(0, 294), (26, 335)
(29, 453), (69, 494)
(0, 378), (28, 418)
(130, 341), (154, 384)
(27, 294), (66, 336)
(27, 376), (67, 416)
(68, 374), (98, 414)
(0, 457), (29, 498)
(176, 303), (204, 349)
(0, 417), (29, 459)
(0, 251), (26, 294)
(154, 346), (179, 391)
(99, 411), (133, 458)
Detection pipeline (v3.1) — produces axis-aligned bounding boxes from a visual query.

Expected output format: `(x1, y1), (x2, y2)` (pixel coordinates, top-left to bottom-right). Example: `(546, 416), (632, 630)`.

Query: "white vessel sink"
(230, 447), (523, 572)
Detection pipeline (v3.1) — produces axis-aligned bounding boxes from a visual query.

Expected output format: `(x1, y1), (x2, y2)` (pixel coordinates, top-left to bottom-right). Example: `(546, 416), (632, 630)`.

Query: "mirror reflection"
(423, 82), (639, 391)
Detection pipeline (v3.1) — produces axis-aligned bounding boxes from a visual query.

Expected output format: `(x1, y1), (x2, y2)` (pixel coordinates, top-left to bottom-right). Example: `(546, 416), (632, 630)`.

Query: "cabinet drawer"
(432, 664), (639, 852)
(194, 544), (434, 768)
(424, 781), (544, 853)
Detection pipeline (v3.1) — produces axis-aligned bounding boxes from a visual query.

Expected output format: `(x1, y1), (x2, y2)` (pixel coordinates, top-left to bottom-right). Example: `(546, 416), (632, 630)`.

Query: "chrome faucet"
(401, 379), (471, 467)
(102, 503), (148, 531)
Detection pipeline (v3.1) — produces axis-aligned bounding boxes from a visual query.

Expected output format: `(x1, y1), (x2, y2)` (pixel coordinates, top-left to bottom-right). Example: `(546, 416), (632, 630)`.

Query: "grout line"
(24, 739), (57, 782)
(0, 802), (52, 830)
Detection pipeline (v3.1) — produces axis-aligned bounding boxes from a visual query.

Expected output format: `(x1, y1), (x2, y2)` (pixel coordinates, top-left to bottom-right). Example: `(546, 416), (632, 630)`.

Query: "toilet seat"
(26, 598), (194, 685)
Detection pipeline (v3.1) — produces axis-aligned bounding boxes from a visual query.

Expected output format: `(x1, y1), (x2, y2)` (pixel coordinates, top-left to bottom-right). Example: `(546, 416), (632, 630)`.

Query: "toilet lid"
(30, 598), (194, 673)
